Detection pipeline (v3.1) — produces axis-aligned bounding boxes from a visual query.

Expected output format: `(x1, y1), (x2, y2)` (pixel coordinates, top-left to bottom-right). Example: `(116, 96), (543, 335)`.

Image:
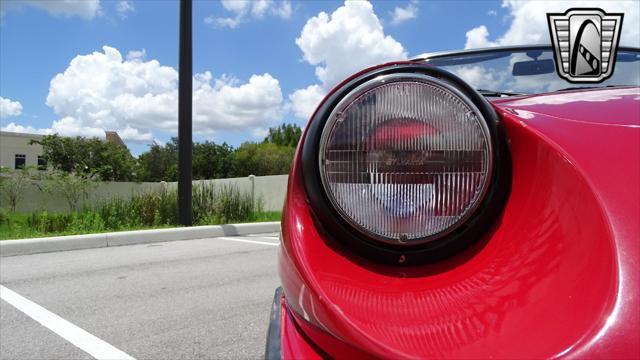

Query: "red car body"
(269, 58), (640, 359)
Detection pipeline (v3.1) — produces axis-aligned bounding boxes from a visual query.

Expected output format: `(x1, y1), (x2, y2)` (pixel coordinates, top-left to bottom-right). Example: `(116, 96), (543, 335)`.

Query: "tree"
(232, 142), (295, 176)
(193, 141), (234, 180)
(263, 123), (302, 148)
(137, 138), (235, 181)
(42, 170), (97, 212)
(129, 123), (303, 181)
(30, 134), (137, 181)
(0, 167), (35, 212)
(136, 138), (178, 182)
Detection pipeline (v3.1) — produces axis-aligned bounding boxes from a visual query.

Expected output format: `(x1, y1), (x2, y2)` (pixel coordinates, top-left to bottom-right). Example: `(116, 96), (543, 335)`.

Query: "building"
(0, 130), (127, 170)
(0, 131), (45, 170)
(105, 131), (126, 148)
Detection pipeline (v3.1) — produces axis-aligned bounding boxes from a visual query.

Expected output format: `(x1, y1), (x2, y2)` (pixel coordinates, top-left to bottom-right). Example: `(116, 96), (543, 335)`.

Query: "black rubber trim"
(264, 287), (283, 360)
(301, 63), (512, 266)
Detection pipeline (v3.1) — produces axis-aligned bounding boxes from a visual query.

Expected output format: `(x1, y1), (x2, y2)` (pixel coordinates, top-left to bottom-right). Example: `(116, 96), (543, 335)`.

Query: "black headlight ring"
(301, 63), (512, 266)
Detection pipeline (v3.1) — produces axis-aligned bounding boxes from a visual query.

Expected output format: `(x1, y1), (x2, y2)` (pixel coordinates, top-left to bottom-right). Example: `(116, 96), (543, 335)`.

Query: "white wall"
(1, 175), (289, 213)
(193, 174), (288, 212)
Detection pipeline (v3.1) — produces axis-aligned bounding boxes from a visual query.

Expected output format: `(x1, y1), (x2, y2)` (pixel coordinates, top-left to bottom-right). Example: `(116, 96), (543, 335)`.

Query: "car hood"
(489, 86), (640, 126)
(486, 85), (640, 358)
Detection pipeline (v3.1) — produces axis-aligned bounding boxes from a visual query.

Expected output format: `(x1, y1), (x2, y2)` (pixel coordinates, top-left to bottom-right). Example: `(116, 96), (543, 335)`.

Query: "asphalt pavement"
(0, 233), (281, 360)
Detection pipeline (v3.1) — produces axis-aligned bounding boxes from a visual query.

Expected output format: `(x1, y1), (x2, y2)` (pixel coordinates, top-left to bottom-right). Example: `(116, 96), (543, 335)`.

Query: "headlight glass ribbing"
(319, 74), (493, 246)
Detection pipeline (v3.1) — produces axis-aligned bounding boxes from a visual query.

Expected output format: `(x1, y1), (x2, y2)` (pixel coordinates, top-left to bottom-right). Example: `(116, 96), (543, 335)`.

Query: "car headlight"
(302, 63), (510, 264)
(318, 73), (493, 246)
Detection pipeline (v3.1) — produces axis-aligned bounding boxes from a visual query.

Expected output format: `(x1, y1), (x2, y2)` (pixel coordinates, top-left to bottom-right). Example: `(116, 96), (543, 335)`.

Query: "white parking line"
(0, 285), (135, 360)
(246, 233), (279, 238)
(216, 237), (279, 246)
(245, 234), (279, 240)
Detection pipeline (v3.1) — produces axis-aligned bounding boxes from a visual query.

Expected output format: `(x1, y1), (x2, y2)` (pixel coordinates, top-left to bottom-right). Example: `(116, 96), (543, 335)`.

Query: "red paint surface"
(279, 291), (372, 360)
(279, 84), (640, 358)
(279, 293), (323, 360)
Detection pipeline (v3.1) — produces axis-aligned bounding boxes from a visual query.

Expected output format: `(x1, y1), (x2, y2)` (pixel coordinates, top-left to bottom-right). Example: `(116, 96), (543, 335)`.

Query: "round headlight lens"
(319, 74), (493, 246)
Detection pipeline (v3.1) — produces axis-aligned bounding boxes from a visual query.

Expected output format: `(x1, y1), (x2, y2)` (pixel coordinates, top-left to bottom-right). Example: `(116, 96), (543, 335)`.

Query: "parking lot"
(0, 233), (280, 360)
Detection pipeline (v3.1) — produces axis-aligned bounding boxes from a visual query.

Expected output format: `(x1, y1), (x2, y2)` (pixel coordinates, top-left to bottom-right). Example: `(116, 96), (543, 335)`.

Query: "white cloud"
(250, 0), (270, 18)
(1, 118), (147, 141)
(126, 48), (146, 61)
(0, 96), (23, 119)
(45, 46), (177, 141)
(1, 122), (51, 135)
(192, 71), (284, 134)
(273, 1), (292, 19)
(221, 0), (250, 14)
(251, 127), (269, 139)
(487, 10), (497, 16)
(451, 65), (506, 90)
(465, 0), (640, 49)
(50, 116), (106, 139)
(296, 1), (407, 87)
(1, 0), (102, 20)
(204, 15), (241, 29)
(117, 125), (153, 142)
(10, 45), (284, 144)
(289, 0), (407, 120)
(390, 0), (418, 25)
(289, 85), (325, 120)
(465, 25), (496, 49)
(116, 0), (134, 19)
(206, 0), (292, 28)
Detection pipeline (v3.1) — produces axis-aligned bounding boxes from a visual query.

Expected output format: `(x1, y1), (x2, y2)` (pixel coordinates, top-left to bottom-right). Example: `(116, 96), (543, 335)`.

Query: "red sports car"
(266, 45), (640, 359)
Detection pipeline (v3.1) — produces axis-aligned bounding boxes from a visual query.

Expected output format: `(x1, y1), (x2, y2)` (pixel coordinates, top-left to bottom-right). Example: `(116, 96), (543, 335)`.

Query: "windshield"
(425, 48), (640, 95)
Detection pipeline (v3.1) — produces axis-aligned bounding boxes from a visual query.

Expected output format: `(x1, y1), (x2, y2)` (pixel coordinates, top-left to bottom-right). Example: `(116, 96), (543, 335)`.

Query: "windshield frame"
(412, 45), (640, 95)
(412, 45), (640, 62)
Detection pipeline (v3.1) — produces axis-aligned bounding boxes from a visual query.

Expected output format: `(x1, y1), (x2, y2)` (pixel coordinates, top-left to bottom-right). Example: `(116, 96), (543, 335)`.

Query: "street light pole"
(178, 0), (193, 226)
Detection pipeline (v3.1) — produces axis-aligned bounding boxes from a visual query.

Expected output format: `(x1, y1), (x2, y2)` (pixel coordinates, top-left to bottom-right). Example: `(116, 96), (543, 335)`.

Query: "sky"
(1, 0), (638, 155)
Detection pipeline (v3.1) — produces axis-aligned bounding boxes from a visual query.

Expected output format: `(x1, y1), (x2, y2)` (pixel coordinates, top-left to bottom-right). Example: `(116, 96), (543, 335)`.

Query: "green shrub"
(192, 182), (262, 225)
(98, 197), (132, 229)
(68, 212), (105, 233)
(0, 167), (36, 212)
(133, 185), (176, 226)
(215, 184), (259, 223)
(27, 211), (73, 233)
(1, 182), (276, 240)
(193, 182), (217, 224)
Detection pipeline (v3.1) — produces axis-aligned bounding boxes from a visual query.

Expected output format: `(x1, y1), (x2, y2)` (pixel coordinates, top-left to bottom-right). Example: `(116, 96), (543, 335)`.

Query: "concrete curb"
(0, 222), (280, 257)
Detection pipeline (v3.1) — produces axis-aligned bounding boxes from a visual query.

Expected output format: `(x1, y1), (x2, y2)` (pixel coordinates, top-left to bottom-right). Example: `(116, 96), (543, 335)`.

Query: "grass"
(0, 211), (281, 240)
(0, 182), (282, 240)
(0, 213), (172, 240)
(249, 211), (282, 222)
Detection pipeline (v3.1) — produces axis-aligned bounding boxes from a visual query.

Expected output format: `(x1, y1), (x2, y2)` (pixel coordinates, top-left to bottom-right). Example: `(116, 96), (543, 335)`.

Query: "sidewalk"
(0, 222), (280, 257)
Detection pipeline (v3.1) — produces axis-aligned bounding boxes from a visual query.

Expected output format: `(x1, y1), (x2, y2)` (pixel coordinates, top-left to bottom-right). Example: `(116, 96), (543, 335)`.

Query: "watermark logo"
(547, 8), (623, 83)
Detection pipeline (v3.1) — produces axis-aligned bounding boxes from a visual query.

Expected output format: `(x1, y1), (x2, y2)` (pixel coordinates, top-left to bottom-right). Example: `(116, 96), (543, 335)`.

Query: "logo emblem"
(547, 8), (623, 83)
